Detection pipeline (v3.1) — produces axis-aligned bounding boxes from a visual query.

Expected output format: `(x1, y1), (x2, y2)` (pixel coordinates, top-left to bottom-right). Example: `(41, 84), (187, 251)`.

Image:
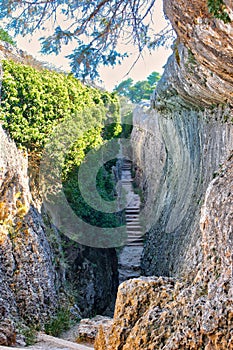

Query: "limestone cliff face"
(95, 160), (233, 350)
(131, 1), (233, 278)
(133, 100), (232, 278)
(95, 1), (233, 348)
(0, 125), (60, 344)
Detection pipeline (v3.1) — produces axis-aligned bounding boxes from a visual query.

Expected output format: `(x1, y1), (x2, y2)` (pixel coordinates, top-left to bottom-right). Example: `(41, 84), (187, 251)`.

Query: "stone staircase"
(118, 160), (144, 284)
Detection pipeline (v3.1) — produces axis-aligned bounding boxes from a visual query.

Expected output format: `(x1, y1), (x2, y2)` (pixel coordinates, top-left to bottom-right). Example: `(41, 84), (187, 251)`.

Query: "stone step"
(126, 241), (143, 245)
(126, 213), (140, 216)
(127, 219), (140, 223)
(126, 234), (143, 238)
(126, 236), (143, 240)
(127, 238), (143, 242)
(126, 222), (141, 225)
(127, 224), (141, 227)
(127, 223), (141, 226)
(126, 234), (143, 239)
(126, 223), (142, 229)
(127, 232), (142, 236)
(126, 208), (140, 211)
(126, 225), (141, 229)
(126, 211), (140, 215)
(127, 243), (144, 247)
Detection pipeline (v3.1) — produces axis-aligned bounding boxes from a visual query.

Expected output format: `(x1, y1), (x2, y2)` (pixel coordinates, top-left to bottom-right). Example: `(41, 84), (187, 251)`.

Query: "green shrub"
(18, 325), (37, 346)
(207, 0), (231, 23)
(0, 58), (123, 234)
(44, 308), (71, 337)
(0, 27), (16, 46)
(0, 59), (120, 153)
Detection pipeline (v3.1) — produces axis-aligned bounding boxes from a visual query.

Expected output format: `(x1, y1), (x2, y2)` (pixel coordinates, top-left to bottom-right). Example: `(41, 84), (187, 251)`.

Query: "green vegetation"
(207, 0), (231, 23)
(0, 59), (120, 153)
(0, 27), (16, 46)
(63, 159), (123, 229)
(17, 324), (38, 346)
(44, 308), (72, 337)
(21, 327), (37, 345)
(1, 59), (122, 231)
(114, 71), (161, 103)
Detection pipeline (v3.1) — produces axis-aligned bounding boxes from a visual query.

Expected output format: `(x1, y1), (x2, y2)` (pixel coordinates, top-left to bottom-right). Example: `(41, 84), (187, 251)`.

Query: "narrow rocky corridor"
(118, 160), (144, 284)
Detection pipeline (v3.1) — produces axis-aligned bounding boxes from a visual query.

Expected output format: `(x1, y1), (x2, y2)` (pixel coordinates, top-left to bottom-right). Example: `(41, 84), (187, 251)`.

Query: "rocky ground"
(0, 333), (93, 350)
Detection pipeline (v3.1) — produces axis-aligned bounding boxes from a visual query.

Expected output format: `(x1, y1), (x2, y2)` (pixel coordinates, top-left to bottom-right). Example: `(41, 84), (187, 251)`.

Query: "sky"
(14, 0), (172, 91)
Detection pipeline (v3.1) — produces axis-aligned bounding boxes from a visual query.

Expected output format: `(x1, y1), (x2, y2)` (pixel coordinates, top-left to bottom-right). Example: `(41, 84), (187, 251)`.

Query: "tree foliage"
(0, 27), (16, 46)
(114, 71), (160, 103)
(0, 59), (120, 152)
(0, 59), (122, 228)
(0, 0), (173, 81)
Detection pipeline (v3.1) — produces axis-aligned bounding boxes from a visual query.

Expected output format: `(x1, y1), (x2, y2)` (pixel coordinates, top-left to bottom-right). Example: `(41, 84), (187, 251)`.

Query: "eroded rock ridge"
(95, 0), (233, 348)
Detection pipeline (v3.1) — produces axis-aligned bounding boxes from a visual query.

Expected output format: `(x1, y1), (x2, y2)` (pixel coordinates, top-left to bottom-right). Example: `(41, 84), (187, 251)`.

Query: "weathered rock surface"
(133, 103), (232, 278)
(0, 122), (118, 342)
(95, 0), (233, 348)
(131, 0), (233, 278)
(62, 316), (112, 344)
(0, 125), (60, 344)
(64, 243), (118, 317)
(95, 160), (233, 349)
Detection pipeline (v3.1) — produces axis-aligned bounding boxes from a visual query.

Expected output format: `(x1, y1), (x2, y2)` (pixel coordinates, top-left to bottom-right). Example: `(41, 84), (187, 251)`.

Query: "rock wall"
(95, 159), (233, 350)
(0, 125), (60, 344)
(95, 0), (233, 348)
(133, 101), (232, 278)
(64, 242), (118, 317)
(0, 110), (118, 345)
(131, 2), (233, 278)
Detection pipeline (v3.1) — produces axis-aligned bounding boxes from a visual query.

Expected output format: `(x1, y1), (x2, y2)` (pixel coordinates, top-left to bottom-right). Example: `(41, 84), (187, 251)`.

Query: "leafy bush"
(0, 59), (122, 231)
(0, 60), (120, 152)
(63, 159), (124, 229)
(0, 27), (16, 46)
